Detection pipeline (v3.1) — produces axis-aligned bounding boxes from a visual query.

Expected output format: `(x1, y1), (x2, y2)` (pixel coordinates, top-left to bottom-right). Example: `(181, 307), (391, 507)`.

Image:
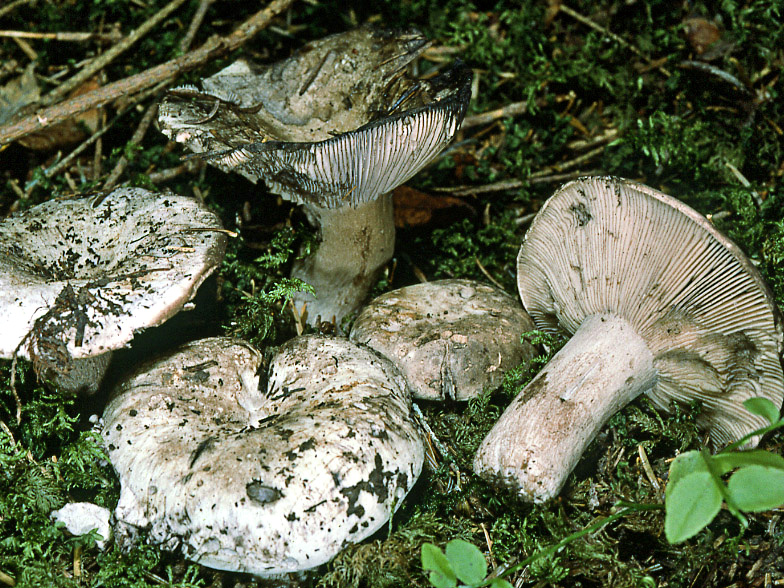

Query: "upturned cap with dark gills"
(158, 24), (472, 209)
(0, 188), (226, 394)
(102, 335), (424, 576)
(158, 25), (472, 326)
(350, 279), (538, 401)
(474, 176), (784, 503)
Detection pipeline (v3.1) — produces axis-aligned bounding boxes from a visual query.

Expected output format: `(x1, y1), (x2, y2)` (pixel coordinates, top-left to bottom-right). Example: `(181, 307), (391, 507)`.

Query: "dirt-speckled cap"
(103, 335), (424, 576)
(350, 279), (537, 401)
(0, 188), (226, 392)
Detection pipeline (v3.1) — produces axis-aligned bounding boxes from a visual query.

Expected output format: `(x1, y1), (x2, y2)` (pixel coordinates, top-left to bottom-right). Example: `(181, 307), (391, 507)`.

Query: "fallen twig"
(42, 0), (190, 105)
(147, 159), (204, 184)
(179, 0), (215, 53)
(0, 0), (34, 20)
(102, 101), (158, 190)
(0, 29), (122, 43)
(461, 100), (533, 130)
(0, 0), (297, 147)
(558, 3), (670, 77)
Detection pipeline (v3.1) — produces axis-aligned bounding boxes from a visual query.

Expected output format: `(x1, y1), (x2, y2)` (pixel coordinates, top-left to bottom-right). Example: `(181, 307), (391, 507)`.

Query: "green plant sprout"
(423, 397), (784, 586)
(664, 397), (784, 543)
(422, 502), (661, 588)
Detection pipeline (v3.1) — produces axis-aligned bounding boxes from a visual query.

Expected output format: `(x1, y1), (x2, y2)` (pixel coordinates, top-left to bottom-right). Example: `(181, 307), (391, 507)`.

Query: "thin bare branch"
(0, 29), (121, 42)
(0, 0), (36, 20)
(42, 0), (189, 105)
(0, 0), (298, 147)
(102, 101), (158, 190)
(179, 0), (215, 53)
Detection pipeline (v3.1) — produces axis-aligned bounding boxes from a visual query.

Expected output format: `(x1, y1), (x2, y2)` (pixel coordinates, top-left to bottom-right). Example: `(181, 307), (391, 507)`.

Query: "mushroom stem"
(474, 313), (658, 503)
(291, 194), (395, 327)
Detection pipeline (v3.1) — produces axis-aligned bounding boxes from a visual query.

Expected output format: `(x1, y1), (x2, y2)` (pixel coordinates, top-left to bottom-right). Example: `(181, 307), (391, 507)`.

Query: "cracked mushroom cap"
(157, 25), (472, 209)
(0, 188), (226, 393)
(102, 335), (424, 576)
(520, 176), (784, 446)
(350, 279), (537, 401)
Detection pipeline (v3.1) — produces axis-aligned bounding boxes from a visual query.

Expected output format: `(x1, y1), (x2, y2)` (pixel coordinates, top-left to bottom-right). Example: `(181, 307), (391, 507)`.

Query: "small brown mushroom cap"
(350, 279), (537, 401)
(475, 176), (784, 502)
(0, 188), (226, 393)
(103, 335), (424, 576)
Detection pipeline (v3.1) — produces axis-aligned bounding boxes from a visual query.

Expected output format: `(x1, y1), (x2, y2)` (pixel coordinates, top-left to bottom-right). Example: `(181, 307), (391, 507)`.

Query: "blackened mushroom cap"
(475, 176), (784, 503)
(521, 176), (784, 444)
(350, 279), (537, 401)
(102, 335), (424, 576)
(158, 25), (472, 209)
(0, 188), (226, 393)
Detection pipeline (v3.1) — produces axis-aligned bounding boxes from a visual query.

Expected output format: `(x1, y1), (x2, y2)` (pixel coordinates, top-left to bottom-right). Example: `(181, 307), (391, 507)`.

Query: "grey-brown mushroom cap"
(350, 279), (537, 401)
(157, 26), (472, 209)
(518, 176), (784, 447)
(102, 336), (424, 576)
(0, 188), (227, 362)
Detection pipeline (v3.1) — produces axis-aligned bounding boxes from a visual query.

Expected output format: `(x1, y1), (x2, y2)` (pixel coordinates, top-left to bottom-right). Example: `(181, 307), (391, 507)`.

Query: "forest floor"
(1, 0), (783, 586)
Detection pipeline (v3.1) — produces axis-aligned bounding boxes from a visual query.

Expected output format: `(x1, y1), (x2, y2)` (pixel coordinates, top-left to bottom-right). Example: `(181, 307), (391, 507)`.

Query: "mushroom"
(158, 25), (472, 326)
(474, 176), (784, 503)
(102, 335), (424, 576)
(350, 279), (537, 401)
(0, 187), (227, 394)
(51, 502), (113, 550)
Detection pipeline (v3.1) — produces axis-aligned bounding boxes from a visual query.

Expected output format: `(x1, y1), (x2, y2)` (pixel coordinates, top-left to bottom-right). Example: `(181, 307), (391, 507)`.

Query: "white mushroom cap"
(102, 335), (424, 576)
(475, 176), (784, 502)
(350, 279), (537, 401)
(51, 502), (113, 550)
(0, 188), (226, 393)
(158, 26), (472, 209)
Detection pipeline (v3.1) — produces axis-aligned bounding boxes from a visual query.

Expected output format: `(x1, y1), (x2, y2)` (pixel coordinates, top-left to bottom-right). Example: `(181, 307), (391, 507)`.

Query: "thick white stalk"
(291, 194), (395, 328)
(474, 313), (657, 503)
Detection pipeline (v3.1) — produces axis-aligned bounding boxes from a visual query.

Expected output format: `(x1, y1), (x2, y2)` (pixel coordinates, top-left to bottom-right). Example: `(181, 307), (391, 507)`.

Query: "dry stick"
(0, 569), (15, 587)
(42, 0), (190, 105)
(0, 30), (121, 42)
(179, 0), (215, 53)
(0, 0), (35, 20)
(461, 100), (532, 130)
(102, 101), (159, 190)
(559, 3), (670, 77)
(147, 159), (203, 184)
(103, 0), (214, 189)
(0, 0), (297, 147)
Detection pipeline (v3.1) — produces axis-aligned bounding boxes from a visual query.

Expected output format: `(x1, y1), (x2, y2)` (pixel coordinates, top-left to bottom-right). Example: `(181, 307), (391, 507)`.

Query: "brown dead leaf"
(0, 63), (40, 126)
(683, 17), (722, 55)
(393, 185), (474, 228)
(18, 78), (102, 151)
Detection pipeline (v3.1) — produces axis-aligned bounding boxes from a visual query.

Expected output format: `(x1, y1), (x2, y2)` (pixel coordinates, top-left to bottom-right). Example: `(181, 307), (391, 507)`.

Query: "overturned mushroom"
(158, 25), (472, 326)
(474, 176), (784, 503)
(350, 279), (537, 401)
(103, 335), (424, 576)
(0, 188), (226, 394)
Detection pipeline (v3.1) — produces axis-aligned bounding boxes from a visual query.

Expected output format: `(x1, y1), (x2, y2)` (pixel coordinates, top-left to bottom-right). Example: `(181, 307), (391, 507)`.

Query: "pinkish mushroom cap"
(350, 279), (537, 401)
